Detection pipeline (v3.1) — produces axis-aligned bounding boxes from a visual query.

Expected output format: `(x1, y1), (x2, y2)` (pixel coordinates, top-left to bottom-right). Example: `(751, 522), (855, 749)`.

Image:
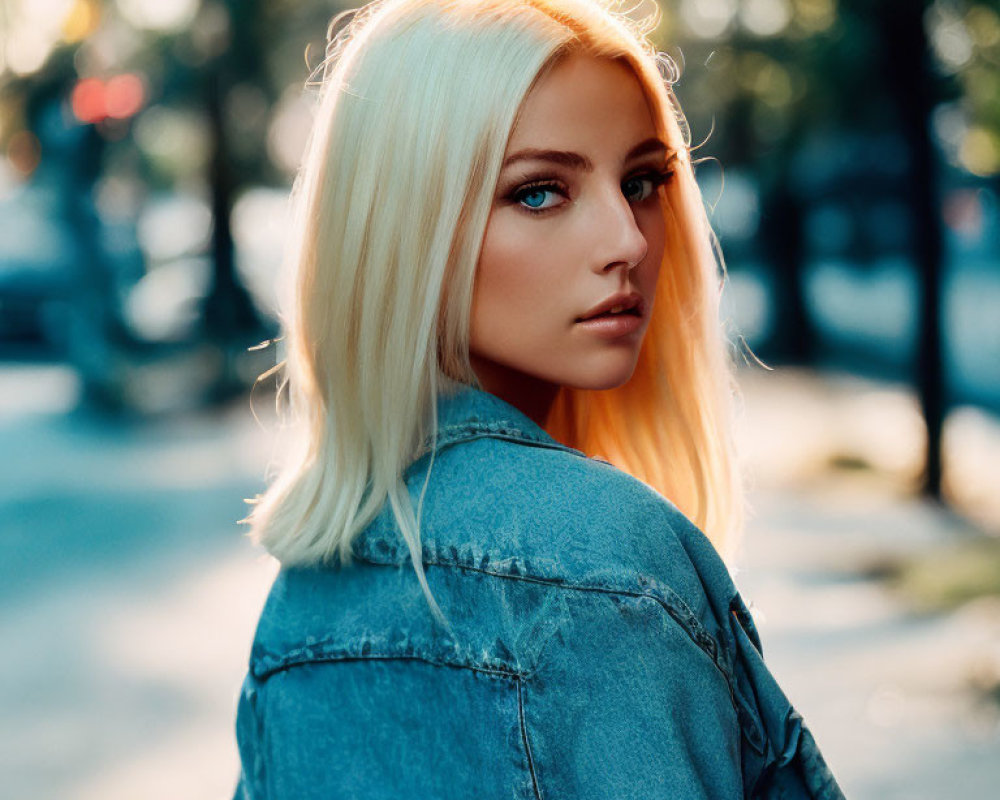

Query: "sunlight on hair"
(246, 0), (747, 624)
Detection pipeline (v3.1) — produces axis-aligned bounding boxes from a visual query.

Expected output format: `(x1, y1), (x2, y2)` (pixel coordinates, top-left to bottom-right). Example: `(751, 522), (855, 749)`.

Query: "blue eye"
(622, 169), (673, 203)
(521, 189), (551, 208)
(515, 185), (562, 212)
(622, 177), (652, 202)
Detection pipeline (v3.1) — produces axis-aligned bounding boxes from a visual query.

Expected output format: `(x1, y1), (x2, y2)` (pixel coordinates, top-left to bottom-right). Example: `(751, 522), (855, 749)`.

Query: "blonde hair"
(247, 0), (745, 627)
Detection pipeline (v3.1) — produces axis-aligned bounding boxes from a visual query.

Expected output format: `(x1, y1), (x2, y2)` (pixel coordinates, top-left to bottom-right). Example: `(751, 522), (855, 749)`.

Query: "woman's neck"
(468, 356), (560, 428)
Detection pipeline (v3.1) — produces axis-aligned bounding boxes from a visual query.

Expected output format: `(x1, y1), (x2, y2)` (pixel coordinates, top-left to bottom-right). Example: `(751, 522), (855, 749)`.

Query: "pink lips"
(575, 312), (643, 338)
(575, 291), (644, 322)
(575, 290), (645, 338)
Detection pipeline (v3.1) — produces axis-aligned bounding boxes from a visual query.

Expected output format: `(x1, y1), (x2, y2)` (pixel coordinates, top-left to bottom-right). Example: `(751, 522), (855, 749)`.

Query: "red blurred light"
(106, 74), (144, 119)
(71, 78), (106, 123)
(71, 74), (145, 124)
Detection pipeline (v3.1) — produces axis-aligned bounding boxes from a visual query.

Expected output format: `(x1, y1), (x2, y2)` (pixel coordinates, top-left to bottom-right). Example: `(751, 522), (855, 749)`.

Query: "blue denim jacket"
(233, 386), (845, 799)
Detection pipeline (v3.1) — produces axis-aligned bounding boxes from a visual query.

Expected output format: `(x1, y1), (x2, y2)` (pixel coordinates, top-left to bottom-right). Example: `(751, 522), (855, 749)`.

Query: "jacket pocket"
(256, 654), (541, 800)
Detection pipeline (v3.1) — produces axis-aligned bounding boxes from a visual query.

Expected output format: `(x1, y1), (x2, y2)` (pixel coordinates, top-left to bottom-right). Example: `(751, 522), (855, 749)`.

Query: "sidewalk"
(1, 364), (998, 798)
(733, 367), (1000, 799)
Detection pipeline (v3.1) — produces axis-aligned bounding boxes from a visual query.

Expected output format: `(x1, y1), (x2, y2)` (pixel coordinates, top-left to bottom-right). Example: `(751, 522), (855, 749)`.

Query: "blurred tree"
(875, 0), (946, 500)
(200, 0), (274, 400)
(659, 0), (921, 364)
(2, 0), (996, 426)
(656, 0), (989, 502)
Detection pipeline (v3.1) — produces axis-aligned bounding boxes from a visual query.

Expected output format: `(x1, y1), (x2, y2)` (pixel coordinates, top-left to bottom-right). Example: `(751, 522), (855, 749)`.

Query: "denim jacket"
(232, 385), (846, 799)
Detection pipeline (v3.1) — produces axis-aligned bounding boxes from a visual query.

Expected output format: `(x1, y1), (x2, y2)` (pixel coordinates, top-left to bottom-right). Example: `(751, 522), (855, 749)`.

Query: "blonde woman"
(233, 0), (845, 797)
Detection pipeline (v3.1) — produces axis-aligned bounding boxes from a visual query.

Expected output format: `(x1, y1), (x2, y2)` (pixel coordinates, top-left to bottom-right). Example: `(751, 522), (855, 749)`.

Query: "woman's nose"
(591, 185), (649, 273)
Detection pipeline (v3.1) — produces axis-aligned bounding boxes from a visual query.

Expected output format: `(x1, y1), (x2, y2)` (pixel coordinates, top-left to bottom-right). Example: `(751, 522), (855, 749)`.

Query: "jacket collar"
(429, 382), (583, 456)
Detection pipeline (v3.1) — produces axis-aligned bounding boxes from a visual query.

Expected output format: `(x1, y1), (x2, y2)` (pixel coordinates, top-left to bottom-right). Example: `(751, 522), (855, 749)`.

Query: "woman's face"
(469, 54), (670, 415)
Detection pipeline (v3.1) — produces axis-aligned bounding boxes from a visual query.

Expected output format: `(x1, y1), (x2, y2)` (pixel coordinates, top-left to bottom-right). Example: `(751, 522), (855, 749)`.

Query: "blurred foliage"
(653, 0), (1000, 179)
(883, 536), (1000, 612)
(927, 0), (1000, 176)
(0, 0), (352, 192)
(2, 0), (999, 187)
(0, 0), (998, 411)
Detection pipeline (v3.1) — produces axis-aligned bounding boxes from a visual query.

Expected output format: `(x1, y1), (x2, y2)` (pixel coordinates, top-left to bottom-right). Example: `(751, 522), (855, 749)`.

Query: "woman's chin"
(560, 359), (640, 392)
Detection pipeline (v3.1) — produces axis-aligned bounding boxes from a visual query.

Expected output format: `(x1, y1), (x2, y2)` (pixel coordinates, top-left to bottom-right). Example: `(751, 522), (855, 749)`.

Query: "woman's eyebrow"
(625, 137), (669, 161)
(501, 148), (592, 171)
(500, 137), (670, 171)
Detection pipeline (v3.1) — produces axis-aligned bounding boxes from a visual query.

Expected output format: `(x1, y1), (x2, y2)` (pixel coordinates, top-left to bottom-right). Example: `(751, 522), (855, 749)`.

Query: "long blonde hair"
(247, 0), (745, 627)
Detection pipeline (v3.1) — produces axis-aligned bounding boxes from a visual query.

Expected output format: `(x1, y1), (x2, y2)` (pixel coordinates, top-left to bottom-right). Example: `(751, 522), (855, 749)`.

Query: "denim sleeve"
(522, 587), (743, 799)
(232, 672), (266, 799)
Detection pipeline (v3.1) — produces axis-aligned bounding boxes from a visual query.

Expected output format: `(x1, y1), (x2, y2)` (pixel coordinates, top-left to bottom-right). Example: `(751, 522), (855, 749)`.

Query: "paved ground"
(1, 363), (998, 799)
(733, 369), (1000, 799)
(736, 486), (1000, 799)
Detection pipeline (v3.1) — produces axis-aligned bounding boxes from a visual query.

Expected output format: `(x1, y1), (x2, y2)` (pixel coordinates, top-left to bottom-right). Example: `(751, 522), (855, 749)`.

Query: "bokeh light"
(965, 4), (1000, 47)
(791, 0), (837, 34)
(114, 0), (200, 33)
(106, 74), (145, 119)
(70, 74), (146, 125)
(6, 130), (42, 176)
(61, 0), (102, 44)
(133, 106), (212, 180)
(740, 0), (793, 37)
(680, 0), (737, 39)
(70, 77), (106, 123)
(3, 0), (76, 76)
(930, 3), (975, 71)
(266, 87), (315, 177)
(960, 126), (1000, 176)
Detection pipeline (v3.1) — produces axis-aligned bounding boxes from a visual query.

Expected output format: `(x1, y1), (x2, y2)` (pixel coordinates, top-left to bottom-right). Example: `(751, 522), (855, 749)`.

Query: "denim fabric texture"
(232, 385), (847, 799)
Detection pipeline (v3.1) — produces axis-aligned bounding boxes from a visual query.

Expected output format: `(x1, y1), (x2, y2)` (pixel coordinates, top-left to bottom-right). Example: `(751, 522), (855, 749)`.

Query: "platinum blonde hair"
(247, 0), (745, 628)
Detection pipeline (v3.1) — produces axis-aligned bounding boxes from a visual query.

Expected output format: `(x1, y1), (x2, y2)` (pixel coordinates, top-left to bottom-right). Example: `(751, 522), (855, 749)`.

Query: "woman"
(233, 0), (846, 797)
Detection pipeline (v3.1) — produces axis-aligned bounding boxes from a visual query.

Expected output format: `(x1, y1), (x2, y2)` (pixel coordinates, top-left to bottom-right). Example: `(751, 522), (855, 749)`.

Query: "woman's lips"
(574, 311), (643, 338)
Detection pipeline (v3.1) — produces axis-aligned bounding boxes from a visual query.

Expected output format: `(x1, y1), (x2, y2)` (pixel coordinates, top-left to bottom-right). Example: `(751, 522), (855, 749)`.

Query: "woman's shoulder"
(384, 432), (736, 613)
(241, 433), (845, 800)
(248, 383), (743, 683)
(248, 437), (733, 676)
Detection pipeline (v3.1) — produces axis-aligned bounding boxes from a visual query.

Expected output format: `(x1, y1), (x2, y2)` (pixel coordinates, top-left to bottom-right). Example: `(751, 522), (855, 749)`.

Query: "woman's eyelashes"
(622, 168), (674, 202)
(505, 167), (674, 216)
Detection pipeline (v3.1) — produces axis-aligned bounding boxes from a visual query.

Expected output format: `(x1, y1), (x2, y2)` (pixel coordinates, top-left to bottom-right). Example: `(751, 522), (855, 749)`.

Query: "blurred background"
(1, 0), (998, 797)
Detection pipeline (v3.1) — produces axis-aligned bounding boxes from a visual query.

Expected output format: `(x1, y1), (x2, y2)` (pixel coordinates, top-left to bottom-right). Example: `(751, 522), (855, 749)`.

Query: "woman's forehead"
(505, 54), (657, 156)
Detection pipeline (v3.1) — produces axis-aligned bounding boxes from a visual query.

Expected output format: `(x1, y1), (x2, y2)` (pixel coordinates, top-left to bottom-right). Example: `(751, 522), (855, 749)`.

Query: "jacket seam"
(250, 573), (757, 778)
(348, 553), (733, 685)
(517, 676), (543, 800)
(445, 561), (746, 733)
(415, 423), (586, 460)
(259, 556), (734, 692)
(253, 649), (528, 683)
